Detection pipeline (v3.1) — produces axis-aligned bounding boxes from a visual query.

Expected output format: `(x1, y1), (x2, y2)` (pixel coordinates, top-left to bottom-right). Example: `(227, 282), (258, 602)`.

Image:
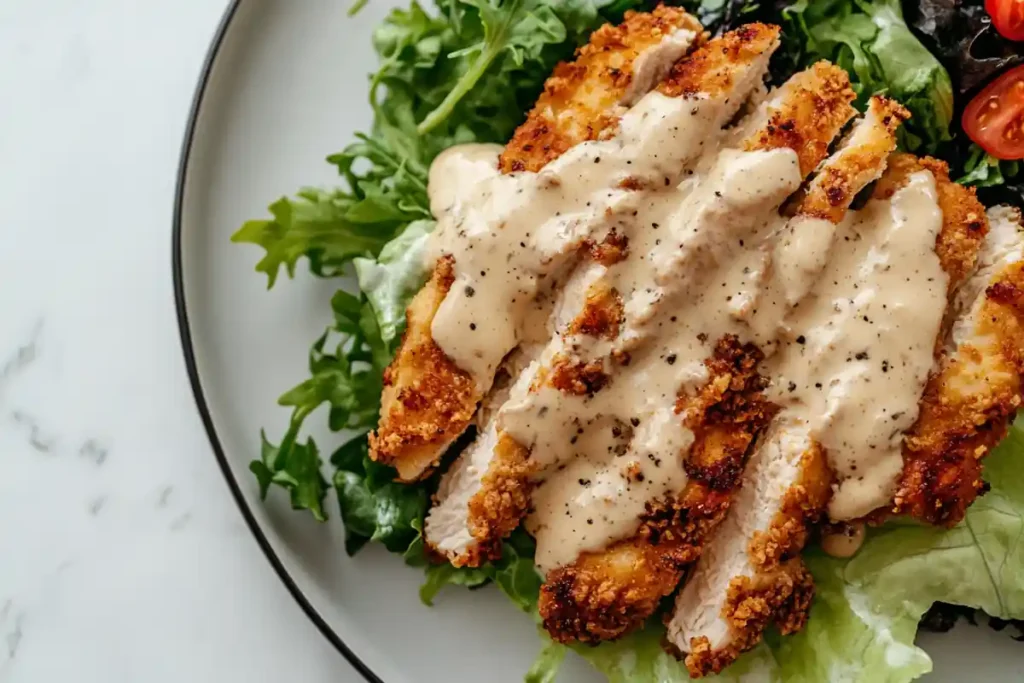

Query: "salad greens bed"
(232, 0), (1024, 680)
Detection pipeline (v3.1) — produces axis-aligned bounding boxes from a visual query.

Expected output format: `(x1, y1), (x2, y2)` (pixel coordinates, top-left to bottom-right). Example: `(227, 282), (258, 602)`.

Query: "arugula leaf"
(249, 291), (391, 521)
(416, 0), (600, 134)
(327, 134), (433, 222)
(785, 0), (954, 152)
(250, 431), (329, 522)
(232, 189), (405, 288)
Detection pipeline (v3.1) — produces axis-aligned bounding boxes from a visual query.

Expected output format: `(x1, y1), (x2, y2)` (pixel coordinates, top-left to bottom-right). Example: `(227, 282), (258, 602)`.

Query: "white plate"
(173, 2), (1024, 681)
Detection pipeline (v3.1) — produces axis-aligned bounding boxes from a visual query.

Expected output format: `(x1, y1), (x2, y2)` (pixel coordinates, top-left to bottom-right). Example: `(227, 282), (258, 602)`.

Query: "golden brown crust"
(548, 355), (611, 396)
(677, 153), (996, 674)
(742, 61), (857, 177)
(749, 441), (832, 571)
(500, 7), (704, 174)
(676, 441), (829, 678)
(532, 62), (862, 644)
(369, 256), (479, 481)
(538, 337), (776, 644)
(796, 96), (908, 224)
(541, 486), (730, 644)
(459, 433), (537, 566)
(878, 159), (1013, 527)
(587, 229), (631, 266)
(684, 560), (814, 678)
(896, 257), (1024, 525)
(658, 24), (780, 100)
(682, 339), (777, 490)
(567, 281), (625, 340)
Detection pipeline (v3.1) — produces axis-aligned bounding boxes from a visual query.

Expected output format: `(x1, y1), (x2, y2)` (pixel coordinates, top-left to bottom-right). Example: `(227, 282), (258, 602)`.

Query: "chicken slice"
(666, 105), (939, 677)
(370, 7), (704, 481)
(895, 205), (1024, 525)
(424, 267), (601, 566)
(532, 63), (857, 644)
(424, 24), (788, 564)
(540, 337), (778, 643)
(501, 6), (705, 173)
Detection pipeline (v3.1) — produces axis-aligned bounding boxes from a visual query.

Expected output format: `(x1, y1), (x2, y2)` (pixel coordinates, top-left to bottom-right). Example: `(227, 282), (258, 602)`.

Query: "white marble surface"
(0, 1), (354, 680)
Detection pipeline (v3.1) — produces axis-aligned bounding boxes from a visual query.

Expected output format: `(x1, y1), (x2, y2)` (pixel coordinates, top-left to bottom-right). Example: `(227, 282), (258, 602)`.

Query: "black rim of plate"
(171, 4), (382, 682)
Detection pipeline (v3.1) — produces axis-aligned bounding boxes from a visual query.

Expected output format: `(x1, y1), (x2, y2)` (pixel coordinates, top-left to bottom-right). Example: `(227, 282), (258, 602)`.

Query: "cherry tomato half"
(963, 64), (1024, 161)
(986, 0), (1024, 41)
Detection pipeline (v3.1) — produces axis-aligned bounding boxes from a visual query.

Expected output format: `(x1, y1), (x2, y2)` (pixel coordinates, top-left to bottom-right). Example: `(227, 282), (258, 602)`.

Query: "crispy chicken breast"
(390, 12), (1019, 678)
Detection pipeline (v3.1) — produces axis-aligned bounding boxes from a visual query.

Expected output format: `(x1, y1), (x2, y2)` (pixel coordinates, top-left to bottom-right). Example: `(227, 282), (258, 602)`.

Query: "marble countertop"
(0, 1), (354, 680)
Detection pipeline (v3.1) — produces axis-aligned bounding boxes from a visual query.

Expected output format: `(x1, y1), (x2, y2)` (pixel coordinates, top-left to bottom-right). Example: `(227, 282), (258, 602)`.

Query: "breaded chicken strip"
(536, 62), (859, 645)
(668, 101), (921, 677)
(425, 24), (787, 563)
(371, 7), (704, 482)
(896, 205), (1024, 525)
(541, 338), (778, 643)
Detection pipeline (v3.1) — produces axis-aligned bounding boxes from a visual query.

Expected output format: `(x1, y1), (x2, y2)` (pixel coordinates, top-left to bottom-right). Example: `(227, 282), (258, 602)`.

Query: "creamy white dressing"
(426, 47), (771, 388)
(426, 80), (946, 571)
(821, 521), (866, 558)
(508, 146), (803, 572)
(764, 172), (947, 520)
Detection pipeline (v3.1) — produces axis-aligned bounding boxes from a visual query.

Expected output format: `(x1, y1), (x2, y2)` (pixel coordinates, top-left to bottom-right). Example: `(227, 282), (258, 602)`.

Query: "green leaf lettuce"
(354, 219), (435, 350)
(785, 0), (954, 152)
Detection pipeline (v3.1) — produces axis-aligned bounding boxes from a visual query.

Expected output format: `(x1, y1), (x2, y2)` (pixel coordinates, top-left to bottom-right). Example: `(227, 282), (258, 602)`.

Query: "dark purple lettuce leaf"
(908, 0), (1023, 94)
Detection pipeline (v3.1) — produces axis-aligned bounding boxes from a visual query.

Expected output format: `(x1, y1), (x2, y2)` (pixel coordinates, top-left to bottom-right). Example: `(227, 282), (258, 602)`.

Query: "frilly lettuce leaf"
(785, 0), (954, 153)
(231, 189), (407, 289)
